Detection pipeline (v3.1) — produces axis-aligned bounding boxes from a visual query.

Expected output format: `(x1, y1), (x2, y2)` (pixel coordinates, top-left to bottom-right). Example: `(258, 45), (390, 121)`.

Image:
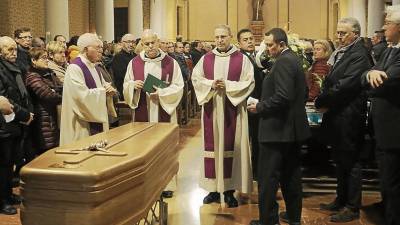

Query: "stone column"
(95, 0), (115, 42)
(367, 0), (384, 37)
(150, 0), (166, 38)
(45, 0), (69, 40)
(393, 0), (400, 5)
(128, 0), (143, 37)
(349, 0), (367, 37)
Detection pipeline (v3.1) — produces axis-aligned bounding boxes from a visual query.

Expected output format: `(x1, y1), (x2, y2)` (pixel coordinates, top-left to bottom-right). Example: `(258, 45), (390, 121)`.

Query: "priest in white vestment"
(123, 30), (183, 198)
(60, 33), (117, 145)
(123, 30), (184, 124)
(192, 25), (255, 208)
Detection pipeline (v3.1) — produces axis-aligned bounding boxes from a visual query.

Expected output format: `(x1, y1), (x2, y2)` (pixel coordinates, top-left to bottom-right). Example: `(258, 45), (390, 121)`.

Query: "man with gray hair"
(60, 33), (117, 145)
(0, 36), (33, 215)
(112, 33), (137, 99)
(315, 17), (372, 222)
(362, 5), (400, 225)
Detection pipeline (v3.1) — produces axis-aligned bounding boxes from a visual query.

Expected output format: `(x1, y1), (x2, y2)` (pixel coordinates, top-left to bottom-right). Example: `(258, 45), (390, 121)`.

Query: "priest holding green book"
(123, 29), (184, 123)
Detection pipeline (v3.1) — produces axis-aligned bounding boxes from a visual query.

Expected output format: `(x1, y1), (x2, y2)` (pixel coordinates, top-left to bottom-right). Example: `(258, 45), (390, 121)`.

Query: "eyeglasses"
(384, 21), (399, 26)
(336, 31), (350, 37)
(18, 36), (32, 40)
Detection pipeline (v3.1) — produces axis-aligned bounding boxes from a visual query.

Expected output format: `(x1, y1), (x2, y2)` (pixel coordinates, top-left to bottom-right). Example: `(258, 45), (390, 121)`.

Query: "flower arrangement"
(287, 33), (311, 72)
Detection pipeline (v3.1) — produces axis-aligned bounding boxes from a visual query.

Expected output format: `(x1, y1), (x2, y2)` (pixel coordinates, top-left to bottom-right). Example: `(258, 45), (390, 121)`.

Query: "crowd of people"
(0, 5), (400, 225)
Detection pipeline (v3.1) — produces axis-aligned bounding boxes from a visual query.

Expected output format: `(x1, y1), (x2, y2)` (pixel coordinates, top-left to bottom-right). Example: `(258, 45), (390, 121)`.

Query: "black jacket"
(257, 49), (310, 143)
(372, 41), (387, 63)
(315, 40), (372, 151)
(111, 49), (136, 99)
(190, 49), (203, 66)
(362, 47), (400, 149)
(16, 45), (31, 76)
(0, 59), (32, 138)
(241, 50), (264, 99)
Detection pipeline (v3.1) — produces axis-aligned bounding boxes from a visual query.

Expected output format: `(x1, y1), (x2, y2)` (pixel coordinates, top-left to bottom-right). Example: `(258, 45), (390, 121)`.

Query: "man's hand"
(104, 82), (117, 96)
(212, 79), (225, 90)
(149, 86), (159, 100)
(0, 96), (13, 115)
(247, 102), (258, 113)
(134, 80), (144, 90)
(368, 70), (388, 88)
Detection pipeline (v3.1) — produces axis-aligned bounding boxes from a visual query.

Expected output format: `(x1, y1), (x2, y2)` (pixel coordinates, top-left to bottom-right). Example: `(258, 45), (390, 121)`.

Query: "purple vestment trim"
(71, 57), (104, 135)
(202, 51), (243, 179)
(131, 55), (174, 122)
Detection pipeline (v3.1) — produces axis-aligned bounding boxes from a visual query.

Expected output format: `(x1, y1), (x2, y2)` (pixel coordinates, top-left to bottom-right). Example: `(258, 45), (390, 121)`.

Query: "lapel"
(383, 48), (400, 70)
(0, 60), (21, 91)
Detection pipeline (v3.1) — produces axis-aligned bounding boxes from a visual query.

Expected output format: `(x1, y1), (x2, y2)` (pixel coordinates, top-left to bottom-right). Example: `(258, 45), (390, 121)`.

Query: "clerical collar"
(216, 45), (233, 54)
(144, 52), (161, 59)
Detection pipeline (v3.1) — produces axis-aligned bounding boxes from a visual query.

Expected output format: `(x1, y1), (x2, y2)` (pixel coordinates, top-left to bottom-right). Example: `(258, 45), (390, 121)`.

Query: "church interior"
(0, 0), (398, 225)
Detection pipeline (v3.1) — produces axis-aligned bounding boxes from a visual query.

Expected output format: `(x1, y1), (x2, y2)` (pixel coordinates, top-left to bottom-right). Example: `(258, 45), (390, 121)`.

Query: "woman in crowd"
(47, 41), (67, 84)
(183, 42), (193, 75)
(25, 47), (62, 154)
(307, 40), (332, 101)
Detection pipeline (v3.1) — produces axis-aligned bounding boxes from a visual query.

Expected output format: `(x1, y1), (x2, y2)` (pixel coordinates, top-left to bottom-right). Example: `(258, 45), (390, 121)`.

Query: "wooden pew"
(20, 122), (179, 225)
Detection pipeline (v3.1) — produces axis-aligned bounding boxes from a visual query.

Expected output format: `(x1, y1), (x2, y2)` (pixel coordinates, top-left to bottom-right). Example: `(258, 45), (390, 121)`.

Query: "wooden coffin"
(20, 122), (179, 225)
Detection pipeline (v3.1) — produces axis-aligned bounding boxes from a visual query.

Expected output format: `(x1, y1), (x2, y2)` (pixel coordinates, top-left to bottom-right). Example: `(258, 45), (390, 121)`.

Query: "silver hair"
(77, 33), (102, 53)
(386, 5), (400, 24)
(121, 33), (135, 42)
(141, 29), (158, 39)
(339, 17), (361, 35)
(0, 36), (16, 49)
(215, 24), (232, 36)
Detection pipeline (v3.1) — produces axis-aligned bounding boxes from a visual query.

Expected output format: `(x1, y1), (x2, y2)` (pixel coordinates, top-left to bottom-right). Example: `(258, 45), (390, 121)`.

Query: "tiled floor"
(0, 118), (385, 225)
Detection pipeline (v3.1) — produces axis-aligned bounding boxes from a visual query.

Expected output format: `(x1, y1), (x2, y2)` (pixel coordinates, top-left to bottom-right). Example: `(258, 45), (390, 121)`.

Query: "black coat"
(16, 45), (31, 76)
(241, 50), (264, 99)
(362, 47), (400, 149)
(111, 50), (136, 99)
(190, 49), (203, 66)
(0, 59), (32, 138)
(315, 40), (372, 151)
(372, 41), (387, 63)
(256, 49), (310, 143)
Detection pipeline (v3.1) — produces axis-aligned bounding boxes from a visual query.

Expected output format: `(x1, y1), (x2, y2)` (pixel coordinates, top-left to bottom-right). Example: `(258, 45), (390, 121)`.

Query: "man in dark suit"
(362, 6), (400, 225)
(111, 33), (137, 100)
(247, 28), (310, 225)
(371, 30), (387, 63)
(238, 28), (264, 180)
(0, 36), (33, 215)
(315, 17), (372, 223)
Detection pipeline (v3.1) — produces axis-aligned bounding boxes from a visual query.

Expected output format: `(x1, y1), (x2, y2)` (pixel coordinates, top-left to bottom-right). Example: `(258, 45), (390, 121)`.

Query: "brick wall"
(0, 0), (45, 38)
(69, 0), (90, 38)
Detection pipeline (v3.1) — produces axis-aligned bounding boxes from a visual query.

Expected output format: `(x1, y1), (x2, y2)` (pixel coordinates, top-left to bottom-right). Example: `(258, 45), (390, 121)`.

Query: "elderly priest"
(123, 30), (183, 123)
(192, 25), (255, 208)
(60, 33), (117, 145)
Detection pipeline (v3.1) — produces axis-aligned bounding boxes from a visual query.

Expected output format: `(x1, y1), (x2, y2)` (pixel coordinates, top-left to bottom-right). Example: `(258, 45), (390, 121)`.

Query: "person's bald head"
(141, 29), (160, 58)
(121, 33), (136, 53)
(0, 36), (18, 63)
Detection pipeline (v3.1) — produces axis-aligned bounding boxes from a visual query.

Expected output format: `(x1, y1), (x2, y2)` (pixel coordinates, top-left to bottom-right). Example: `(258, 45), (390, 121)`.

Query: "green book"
(143, 74), (168, 93)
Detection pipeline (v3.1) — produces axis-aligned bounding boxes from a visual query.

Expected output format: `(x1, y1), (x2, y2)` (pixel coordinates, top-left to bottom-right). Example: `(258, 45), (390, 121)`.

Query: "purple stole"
(203, 51), (243, 179)
(131, 55), (174, 122)
(71, 57), (104, 135)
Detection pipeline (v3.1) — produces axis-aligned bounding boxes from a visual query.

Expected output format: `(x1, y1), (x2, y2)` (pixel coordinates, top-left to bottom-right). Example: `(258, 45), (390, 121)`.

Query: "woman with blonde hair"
(307, 39), (332, 101)
(47, 41), (67, 84)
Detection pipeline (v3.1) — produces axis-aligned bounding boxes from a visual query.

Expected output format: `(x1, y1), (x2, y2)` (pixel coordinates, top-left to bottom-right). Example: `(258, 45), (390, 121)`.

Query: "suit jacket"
(240, 49), (264, 99)
(372, 41), (387, 63)
(362, 47), (400, 149)
(315, 40), (372, 151)
(257, 49), (310, 143)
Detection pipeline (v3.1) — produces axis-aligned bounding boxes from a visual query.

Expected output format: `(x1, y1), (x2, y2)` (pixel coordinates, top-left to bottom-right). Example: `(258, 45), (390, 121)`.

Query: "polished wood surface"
(19, 122), (179, 225)
(0, 119), (385, 225)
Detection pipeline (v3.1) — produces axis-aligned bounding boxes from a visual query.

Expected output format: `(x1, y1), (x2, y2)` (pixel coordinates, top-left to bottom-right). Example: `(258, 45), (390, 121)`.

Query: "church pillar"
(367, 0), (384, 37)
(349, 0), (367, 36)
(45, 0), (69, 40)
(95, 0), (115, 42)
(150, 0), (167, 38)
(128, 0), (143, 37)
